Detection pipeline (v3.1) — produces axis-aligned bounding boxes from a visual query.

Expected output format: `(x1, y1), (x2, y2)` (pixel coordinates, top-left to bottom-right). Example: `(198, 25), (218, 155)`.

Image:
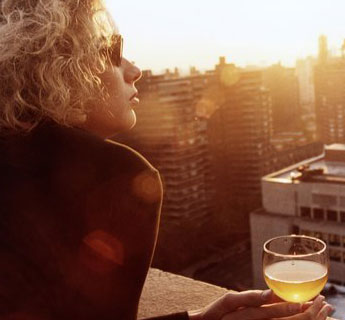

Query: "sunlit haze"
(106, 0), (345, 73)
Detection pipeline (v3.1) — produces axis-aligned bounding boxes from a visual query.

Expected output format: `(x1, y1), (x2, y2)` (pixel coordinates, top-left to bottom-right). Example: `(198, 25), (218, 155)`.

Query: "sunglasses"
(103, 34), (123, 67)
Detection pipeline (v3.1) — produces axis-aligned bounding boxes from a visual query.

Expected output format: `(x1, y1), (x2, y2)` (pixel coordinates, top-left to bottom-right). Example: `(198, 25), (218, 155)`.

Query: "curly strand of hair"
(0, 0), (112, 133)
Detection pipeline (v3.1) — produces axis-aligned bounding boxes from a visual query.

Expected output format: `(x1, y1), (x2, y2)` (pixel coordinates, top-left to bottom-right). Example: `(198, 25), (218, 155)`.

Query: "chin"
(124, 109), (137, 131)
(109, 110), (137, 137)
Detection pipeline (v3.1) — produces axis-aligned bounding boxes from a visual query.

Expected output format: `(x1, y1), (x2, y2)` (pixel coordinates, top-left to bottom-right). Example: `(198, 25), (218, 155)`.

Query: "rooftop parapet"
(325, 144), (345, 163)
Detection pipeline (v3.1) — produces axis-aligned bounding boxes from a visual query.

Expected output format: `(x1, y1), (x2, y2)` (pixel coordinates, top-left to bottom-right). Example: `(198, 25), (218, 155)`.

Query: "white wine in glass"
(263, 235), (329, 303)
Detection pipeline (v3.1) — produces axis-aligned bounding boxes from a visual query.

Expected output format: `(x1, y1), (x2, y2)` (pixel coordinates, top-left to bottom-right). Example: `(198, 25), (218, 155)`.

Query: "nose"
(124, 59), (142, 84)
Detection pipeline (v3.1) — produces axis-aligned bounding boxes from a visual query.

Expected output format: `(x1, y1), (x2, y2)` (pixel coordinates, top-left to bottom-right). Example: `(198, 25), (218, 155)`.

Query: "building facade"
(296, 57), (316, 110)
(208, 61), (274, 202)
(263, 64), (301, 133)
(314, 59), (345, 144)
(314, 35), (345, 144)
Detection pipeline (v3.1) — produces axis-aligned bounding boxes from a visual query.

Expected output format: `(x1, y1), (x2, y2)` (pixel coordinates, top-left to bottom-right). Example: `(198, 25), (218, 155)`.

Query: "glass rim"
(263, 234), (327, 258)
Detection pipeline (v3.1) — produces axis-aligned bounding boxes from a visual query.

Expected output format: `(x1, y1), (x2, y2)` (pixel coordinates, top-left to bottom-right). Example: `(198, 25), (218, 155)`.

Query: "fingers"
(222, 302), (302, 320)
(300, 295), (329, 313)
(221, 294), (334, 320)
(268, 292), (285, 304)
(304, 296), (325, 318)
(301, 302), (313, 312)
(316, 303), (334, 320)
(284, 296), (332, 320)
(198, 290), (272, 320)
(221, 289), (273, 311)
(217, 292), (333, 320)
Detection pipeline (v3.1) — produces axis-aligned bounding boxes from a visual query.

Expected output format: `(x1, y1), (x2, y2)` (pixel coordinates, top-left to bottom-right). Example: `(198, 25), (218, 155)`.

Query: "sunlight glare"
(105, 0), (345, 70)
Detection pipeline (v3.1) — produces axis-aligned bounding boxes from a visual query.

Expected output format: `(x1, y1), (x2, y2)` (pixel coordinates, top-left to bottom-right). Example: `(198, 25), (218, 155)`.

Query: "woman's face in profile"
(83, 55), (142, 138)
(78, 5), (142, 138)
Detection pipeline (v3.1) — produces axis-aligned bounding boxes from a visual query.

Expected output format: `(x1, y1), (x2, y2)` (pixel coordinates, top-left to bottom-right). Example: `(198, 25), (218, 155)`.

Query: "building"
(263, 63), (301, 133)
(318, 35), (329, 65)
(208, 59), (273, 204)
(296, 56), (316, 113)
(251, 144), (345, 290)
(314, 58), (345, 144)
(314, 35), (345, 144)
(269, 141), (323, 172)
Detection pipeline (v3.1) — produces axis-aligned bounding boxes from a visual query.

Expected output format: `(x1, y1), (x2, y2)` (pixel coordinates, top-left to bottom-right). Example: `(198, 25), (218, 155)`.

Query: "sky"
(105, 0), (345, 73)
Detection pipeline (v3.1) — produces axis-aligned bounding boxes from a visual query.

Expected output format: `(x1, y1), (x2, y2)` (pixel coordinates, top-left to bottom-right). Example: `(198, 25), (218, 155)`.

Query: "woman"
(0, 1), (333, 319)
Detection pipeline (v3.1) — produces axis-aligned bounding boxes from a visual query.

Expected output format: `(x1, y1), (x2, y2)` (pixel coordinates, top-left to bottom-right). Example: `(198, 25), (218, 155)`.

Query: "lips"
(130, 91), (140, 106)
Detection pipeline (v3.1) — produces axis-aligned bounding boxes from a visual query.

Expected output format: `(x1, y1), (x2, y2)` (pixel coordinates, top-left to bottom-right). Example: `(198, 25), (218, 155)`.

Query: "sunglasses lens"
(113, 35), (123, 67)
(103, 35), (123, 67)
(117, 36), (123, 66)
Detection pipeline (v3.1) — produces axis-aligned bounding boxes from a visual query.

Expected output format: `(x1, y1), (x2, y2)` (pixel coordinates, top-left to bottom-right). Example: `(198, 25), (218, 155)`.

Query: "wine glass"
(263, 235), (329, 303)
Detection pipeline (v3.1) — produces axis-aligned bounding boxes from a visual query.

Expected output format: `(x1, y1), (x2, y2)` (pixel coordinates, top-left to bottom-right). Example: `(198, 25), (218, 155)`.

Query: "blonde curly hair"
(0, 0), (116, 132)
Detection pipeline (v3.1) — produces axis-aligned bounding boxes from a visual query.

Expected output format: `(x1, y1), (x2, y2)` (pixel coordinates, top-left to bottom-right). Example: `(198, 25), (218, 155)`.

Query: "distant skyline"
(105, 0), (345, 73)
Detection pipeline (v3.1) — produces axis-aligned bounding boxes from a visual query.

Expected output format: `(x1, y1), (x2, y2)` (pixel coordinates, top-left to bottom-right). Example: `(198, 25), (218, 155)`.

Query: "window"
(340, 197), (345, 207)
(292, 225), (299, 234)
(341, 211), (345, 223)
(300, 229), (307, 235)
(314, 231), (322, 239)
(320, 233), (328, 243)
(329, 249), (341, 262)
(300, 207), (311, 218)
(313, 208), (324, 220)
(307, 231), (315, 237)
(327, 210), (338, 222)
(329, 234), (341, 247)
(314, 232), (327, 243)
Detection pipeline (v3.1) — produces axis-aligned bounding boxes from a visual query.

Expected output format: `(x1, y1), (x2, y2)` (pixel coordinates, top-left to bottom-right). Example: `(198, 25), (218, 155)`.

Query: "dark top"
(0, 121), (187, 320)
(142, 312), (189, 320)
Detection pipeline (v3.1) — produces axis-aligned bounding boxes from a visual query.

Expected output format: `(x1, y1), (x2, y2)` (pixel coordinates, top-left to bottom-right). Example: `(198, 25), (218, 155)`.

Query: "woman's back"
(0, 121), (162, 319)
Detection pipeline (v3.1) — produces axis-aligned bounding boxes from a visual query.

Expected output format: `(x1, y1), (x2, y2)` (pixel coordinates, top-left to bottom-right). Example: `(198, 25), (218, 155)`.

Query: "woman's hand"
(188, 290), (333, 320)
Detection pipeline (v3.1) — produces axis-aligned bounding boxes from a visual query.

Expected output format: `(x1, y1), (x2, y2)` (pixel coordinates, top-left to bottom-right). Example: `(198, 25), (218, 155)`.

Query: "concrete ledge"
(139, 268), (337, 320)
(139, 268), (227, 318)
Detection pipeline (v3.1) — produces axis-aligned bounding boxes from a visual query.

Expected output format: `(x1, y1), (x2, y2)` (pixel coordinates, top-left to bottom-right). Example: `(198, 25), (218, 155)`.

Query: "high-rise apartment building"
(208, 60), (273, 204)
(251, 144), (345, 290)
(314, 36), (345, 144)
(314, 59), (345, 144)
(263, 64), (301, 133)
(318, 35), (329, 65)
(296, 57), (316, 112)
